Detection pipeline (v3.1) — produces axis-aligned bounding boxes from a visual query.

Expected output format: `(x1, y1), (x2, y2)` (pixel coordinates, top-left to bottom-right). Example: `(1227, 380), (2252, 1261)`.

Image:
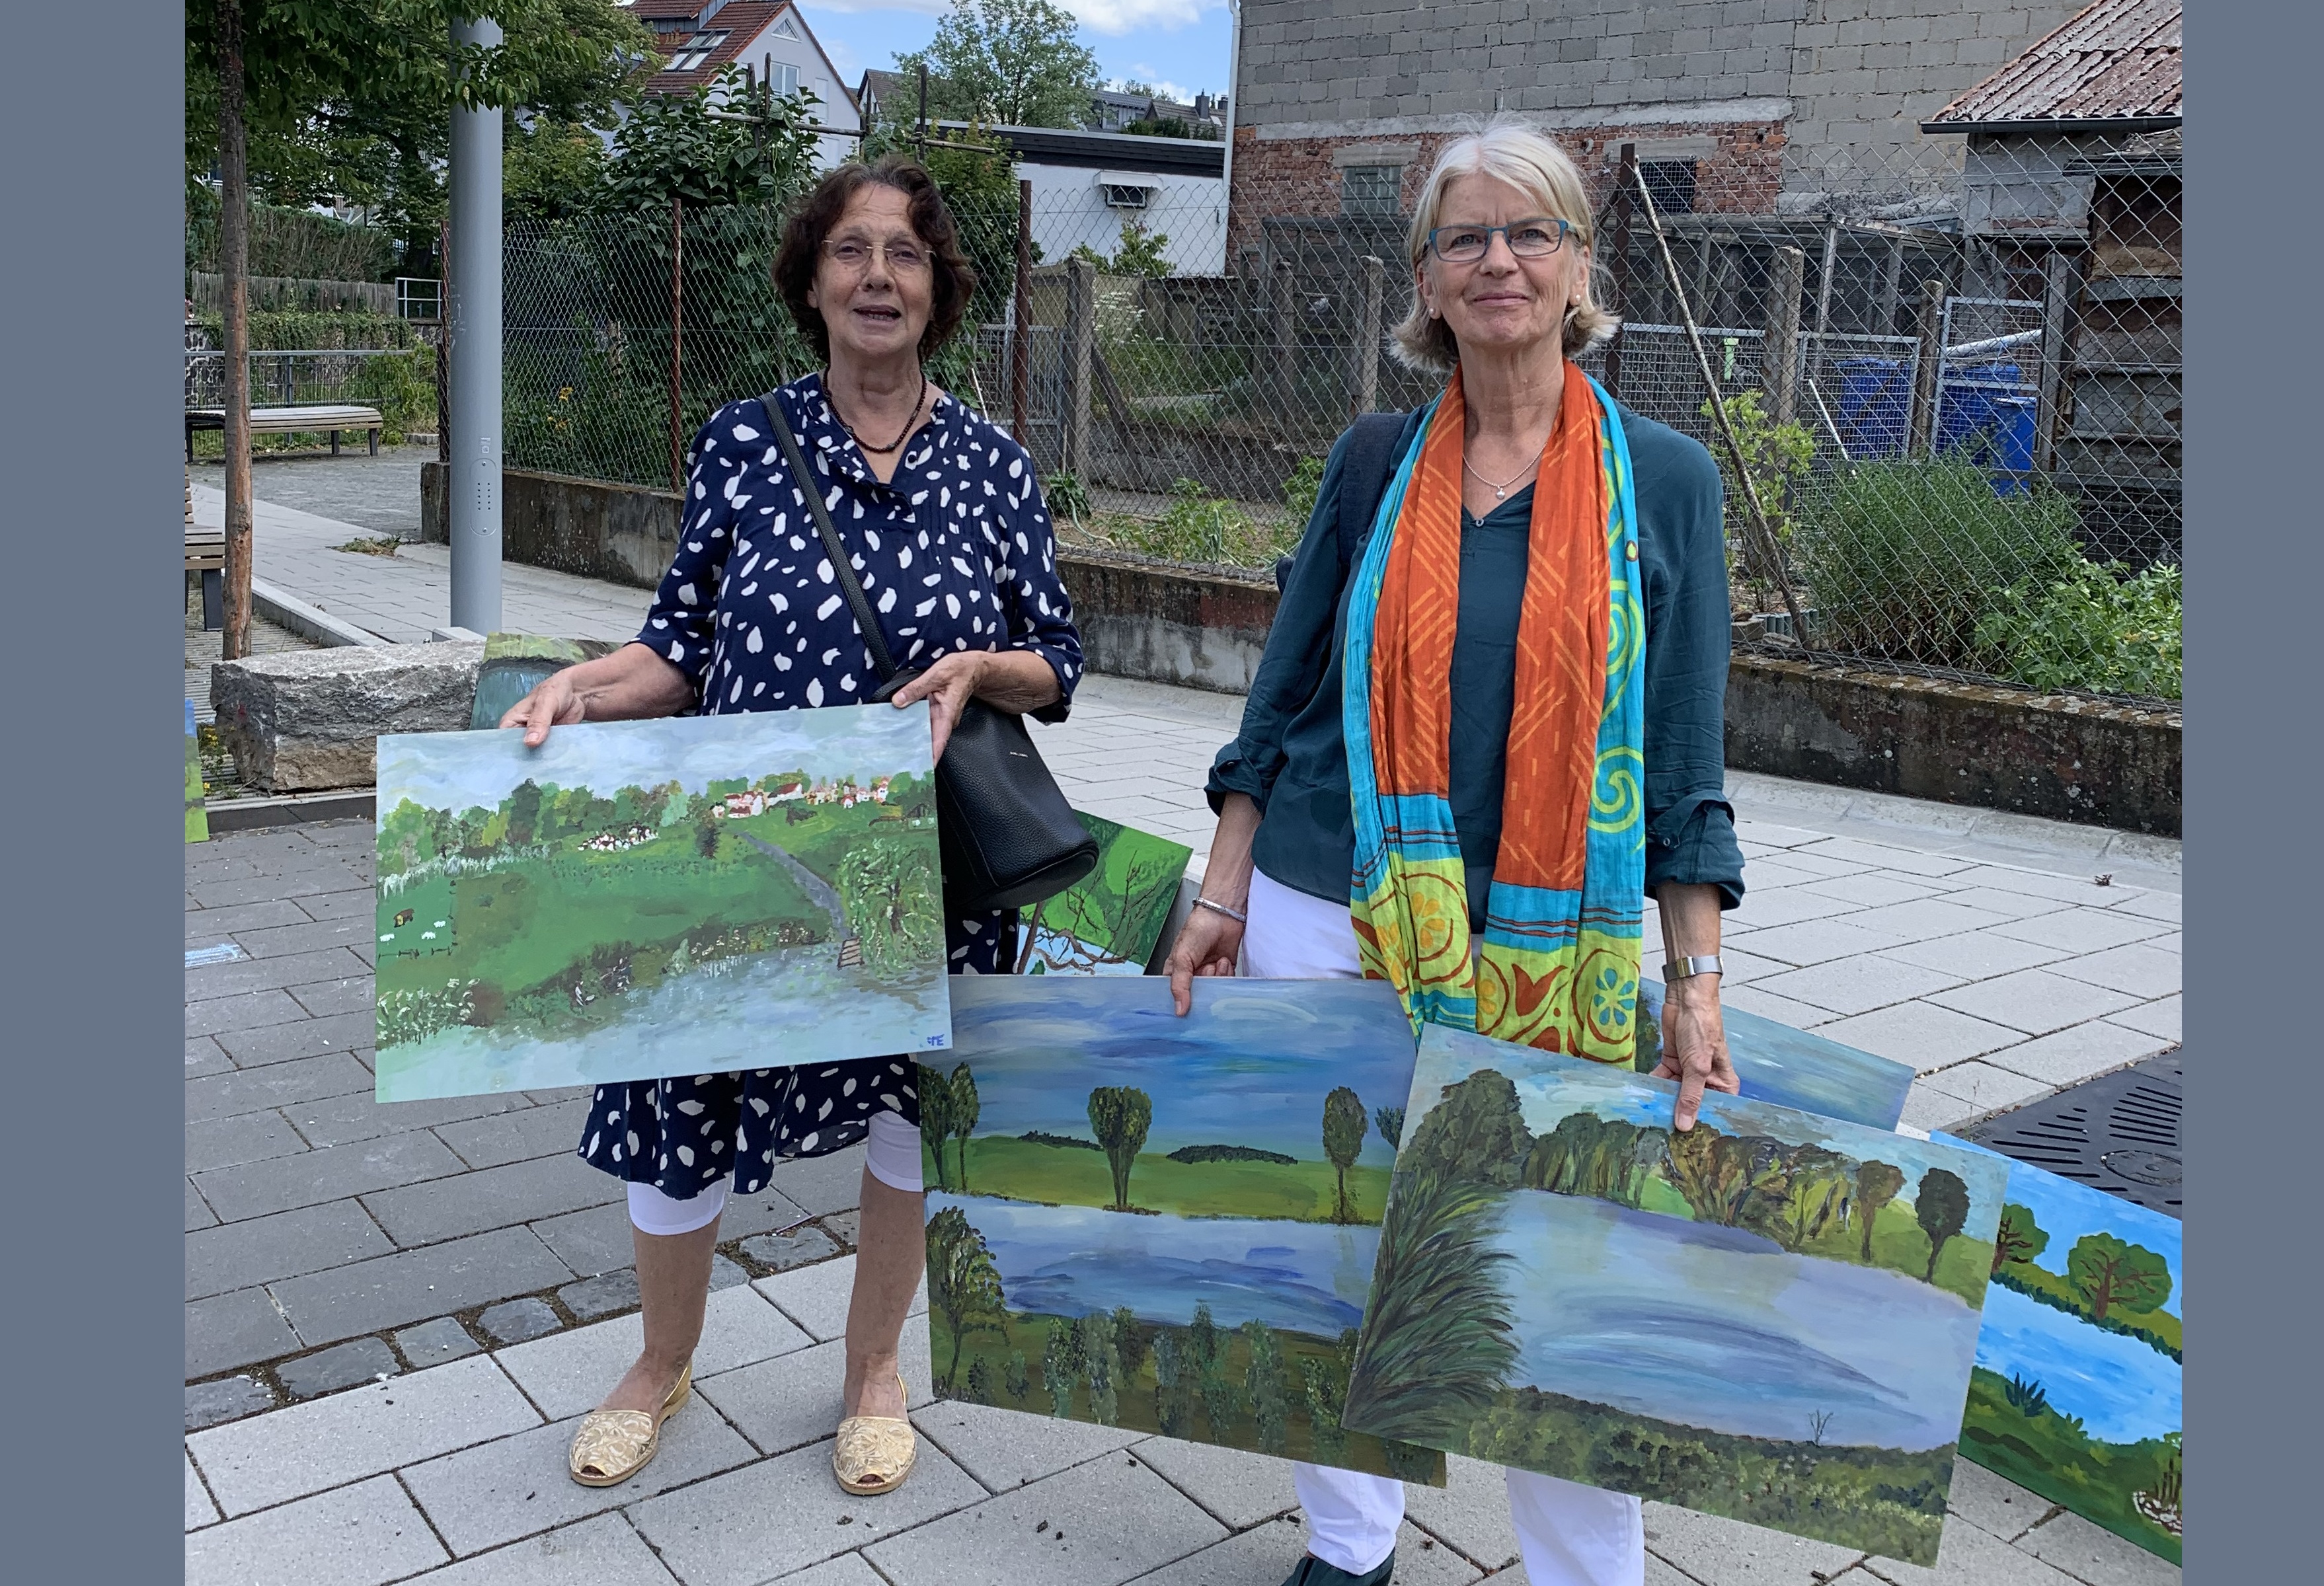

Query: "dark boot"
(1280, 1553), (1395, 1586)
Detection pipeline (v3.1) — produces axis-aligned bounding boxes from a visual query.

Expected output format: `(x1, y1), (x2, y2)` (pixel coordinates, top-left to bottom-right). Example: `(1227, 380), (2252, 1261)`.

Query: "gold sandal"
(833, 1373), (916, 1496)
(568, 1361), (693, 1488)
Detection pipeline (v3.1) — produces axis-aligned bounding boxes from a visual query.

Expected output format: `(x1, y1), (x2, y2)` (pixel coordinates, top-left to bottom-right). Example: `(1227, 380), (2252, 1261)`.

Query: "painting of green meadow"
(917, 976), (1444, 1484)
(372, 706), (950, 1102)
(1342, 1026), (2008, 1565)
(1013, 812), (1191, 975)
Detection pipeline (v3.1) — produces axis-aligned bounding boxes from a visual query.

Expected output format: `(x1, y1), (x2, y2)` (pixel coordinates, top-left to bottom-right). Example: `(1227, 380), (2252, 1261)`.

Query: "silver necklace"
(1463, 445), (1544, 500)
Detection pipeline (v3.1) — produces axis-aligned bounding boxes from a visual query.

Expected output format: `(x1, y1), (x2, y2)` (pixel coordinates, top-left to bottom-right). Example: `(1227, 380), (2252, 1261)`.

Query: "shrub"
(1976, 560), (2181, 700)
(1798, 459), (2083, 670)
(346, 346), (436, 439)
(1281, 454), (1327, 531)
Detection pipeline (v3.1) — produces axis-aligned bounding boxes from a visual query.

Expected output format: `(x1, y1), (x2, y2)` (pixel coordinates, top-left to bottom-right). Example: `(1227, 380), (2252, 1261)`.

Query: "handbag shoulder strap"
(760, 391), (901, 683)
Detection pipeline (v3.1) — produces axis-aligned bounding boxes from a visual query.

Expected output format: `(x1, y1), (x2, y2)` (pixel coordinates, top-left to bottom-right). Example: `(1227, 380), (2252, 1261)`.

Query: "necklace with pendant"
(1463, 446), (1543, 501)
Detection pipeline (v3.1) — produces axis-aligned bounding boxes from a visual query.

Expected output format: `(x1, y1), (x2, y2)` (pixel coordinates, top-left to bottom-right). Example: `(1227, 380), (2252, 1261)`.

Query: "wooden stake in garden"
(1627, 159), (1810, 644)
(216, 0), (254, 660)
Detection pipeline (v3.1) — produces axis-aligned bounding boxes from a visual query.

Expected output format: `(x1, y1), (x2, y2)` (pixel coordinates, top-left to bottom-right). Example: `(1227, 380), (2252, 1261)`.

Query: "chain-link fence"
(500, 124), (2181, 703)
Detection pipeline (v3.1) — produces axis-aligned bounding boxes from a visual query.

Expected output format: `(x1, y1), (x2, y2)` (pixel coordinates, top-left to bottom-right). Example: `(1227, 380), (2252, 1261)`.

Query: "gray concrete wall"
(421, 463), (678, 590)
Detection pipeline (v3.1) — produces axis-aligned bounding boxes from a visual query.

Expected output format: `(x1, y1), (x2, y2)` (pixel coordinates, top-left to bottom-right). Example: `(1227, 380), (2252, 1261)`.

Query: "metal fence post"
(1908, 278), (1946, 459)
(669, 198), (684, 493)
(1352, 255), (1384, 417)
(1764, 245), (1805, 425)
(2034, 247), (2083, 475)
(1602, 143), (1637, 400)
(446, 12), (504, 636)
(1063, 256), (1096, 481)
(1010, 180), (1032, 449)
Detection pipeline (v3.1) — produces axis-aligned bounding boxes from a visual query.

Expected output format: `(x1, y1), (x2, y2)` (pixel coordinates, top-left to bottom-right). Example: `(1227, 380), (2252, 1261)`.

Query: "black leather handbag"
(763, 397), (1097, 915)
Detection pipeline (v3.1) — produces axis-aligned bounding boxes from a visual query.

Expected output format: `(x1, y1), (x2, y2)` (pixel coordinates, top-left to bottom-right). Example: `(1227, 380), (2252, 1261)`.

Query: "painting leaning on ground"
(371, 706), (951, 1102)
(919, 975), (1444, 1484)
(1937, 1135), (2182, 1563)
(1342, 1026), (2009, 1566)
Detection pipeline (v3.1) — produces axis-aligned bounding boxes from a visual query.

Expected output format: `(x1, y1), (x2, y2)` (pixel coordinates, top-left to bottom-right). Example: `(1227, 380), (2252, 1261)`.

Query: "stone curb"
(250, 578), (389, 649)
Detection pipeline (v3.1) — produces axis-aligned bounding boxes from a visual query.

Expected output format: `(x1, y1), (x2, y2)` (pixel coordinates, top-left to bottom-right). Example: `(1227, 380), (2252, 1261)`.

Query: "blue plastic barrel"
(1834, 357), (1910, 459)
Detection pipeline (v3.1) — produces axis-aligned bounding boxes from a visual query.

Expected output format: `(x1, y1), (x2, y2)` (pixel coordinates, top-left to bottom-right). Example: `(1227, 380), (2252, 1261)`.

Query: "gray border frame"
(2186, 0), (2317, 1575)
(0, 2), (186, 1575)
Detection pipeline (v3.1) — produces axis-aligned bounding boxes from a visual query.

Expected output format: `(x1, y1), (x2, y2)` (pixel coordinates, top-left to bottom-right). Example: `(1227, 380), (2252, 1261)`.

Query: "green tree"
(1373, 1104), (1407, 1152)
(1005, 1349), (1031, 1406)
(693, 803), (722, 860)
(1079, 1309), (1118, 1425)
(597, 63), (820, 211)
(2067, 1234), (2173, 1322)
(1111, 1305), (1150, 1384)
(1855, 1160), (1906, 1263)
(925, 1205), (1008, 1391)
(1242, 1320), (1290, 1455)
(1915, 1168), (1972, 1283)
(965, 1353), (994, 1404)
(1341, 1172), (1518, 1443)
(1399, 1070), (1531, 1189)
(505, 115), (609, 223)
(1042, 1317), (1078, 1416)
(1322, 1086), (1370, 1223)
(916, 1063), (956, 1192)
(507, 778), (544, 846)
(1700, 389), (1814, 554)
(1301, 1357), (1348, 1465)
(949, 1062), (980, 1193)
(893, 0), (1098, 130)
(1992, 1203), (2050, 1275)
(1087, 1086), (1152, 1210)
(1071, 217), (1171, 277)
(837, 838), (942, 979)
(1152, 1331), (1190, 1437)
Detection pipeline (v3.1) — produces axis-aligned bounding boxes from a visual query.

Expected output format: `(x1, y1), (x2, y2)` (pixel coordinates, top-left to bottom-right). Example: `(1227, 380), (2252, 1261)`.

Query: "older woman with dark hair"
(1163, 118), (1746, 1586)
(500, 154), (1081, 1497)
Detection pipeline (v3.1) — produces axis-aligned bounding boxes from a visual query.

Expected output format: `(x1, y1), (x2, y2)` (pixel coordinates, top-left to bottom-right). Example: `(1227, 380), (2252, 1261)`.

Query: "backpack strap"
(1272, 410), (1414, 593)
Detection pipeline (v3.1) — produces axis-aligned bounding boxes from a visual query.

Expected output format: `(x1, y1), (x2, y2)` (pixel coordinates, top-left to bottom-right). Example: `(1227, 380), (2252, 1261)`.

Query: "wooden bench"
(185, 402), (385, 462)
(186, 474), (225, 630)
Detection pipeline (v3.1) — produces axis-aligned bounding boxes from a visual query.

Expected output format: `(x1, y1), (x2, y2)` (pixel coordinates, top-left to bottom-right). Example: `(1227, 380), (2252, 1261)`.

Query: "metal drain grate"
(1959, 1048), (2181, 1219)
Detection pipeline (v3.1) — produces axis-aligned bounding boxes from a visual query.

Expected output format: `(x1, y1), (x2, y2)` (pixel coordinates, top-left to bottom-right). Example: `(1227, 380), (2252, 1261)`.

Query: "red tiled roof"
(1927, 0), (2181, 128)
(639, 1), (856, 116)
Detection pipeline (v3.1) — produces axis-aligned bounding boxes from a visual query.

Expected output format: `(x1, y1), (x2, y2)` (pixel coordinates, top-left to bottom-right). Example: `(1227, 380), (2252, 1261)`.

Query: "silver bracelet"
(1663, 954), (1723, 983)
(1192, 896), (1249, 925)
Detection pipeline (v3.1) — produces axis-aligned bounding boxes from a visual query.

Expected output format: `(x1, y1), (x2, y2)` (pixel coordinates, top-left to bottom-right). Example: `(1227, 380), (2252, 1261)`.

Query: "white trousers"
(1246, 869), (1646, 1586)
(626, 1110), (922, 1236)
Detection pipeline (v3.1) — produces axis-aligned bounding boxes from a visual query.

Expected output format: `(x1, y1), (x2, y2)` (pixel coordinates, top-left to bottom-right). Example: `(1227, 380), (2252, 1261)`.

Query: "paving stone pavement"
(186, 482), (2181, 1583)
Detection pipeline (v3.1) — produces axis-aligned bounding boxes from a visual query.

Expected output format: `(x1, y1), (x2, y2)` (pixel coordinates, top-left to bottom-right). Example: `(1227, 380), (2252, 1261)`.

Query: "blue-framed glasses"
(1426, 217), (1572, 264)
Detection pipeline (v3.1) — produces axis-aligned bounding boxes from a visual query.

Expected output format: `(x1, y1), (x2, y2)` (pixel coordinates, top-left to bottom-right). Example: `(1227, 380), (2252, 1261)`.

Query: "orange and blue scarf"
(1344, 363), (1646, 1061)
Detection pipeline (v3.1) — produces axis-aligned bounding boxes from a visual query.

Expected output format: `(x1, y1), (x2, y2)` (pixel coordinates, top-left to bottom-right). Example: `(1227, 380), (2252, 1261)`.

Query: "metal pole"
(216, 0), (254, 660)
(1602, 143), (1637, 400)
(1011, 180), (1032, 446)
(670, 198), (685, 492)
(447, 14), (503, 634)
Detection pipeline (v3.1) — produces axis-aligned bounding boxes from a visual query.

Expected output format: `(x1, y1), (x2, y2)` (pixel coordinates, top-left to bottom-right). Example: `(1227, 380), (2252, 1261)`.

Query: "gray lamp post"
(446, 14), (504, 634)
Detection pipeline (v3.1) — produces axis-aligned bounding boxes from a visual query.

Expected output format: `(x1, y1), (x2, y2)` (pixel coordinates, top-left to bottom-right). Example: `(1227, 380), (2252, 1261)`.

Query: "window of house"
(1101, 183), (1153, 209)
(774, 17), (798, 37)
(1641, 160), (1697, 215)
(767, 62), (800, 96)
(1340, 165), (1403, 217)
(666, 32), (726, 72)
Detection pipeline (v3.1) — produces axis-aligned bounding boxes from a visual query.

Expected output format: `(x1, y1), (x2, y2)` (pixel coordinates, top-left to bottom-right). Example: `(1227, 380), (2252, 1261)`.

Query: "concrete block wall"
(1231, 0), (2092, 217)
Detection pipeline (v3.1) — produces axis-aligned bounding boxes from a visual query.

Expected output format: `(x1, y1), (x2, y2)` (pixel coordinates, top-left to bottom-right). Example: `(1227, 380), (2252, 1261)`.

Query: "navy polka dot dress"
(576, 374), (1083, 1199)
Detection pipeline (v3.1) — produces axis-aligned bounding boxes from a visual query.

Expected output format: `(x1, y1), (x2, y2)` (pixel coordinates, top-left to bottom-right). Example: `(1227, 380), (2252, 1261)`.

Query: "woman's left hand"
(1651, 977), (1740, 1132)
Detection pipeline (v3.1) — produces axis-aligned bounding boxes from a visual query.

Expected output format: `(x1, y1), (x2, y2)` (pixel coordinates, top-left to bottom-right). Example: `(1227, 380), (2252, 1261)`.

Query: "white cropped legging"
(1244, 868), (1646, 1586)
(625, 1110), (924, 1236)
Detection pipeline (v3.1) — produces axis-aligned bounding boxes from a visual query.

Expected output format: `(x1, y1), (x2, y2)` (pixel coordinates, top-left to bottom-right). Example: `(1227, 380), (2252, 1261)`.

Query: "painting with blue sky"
(918, 975), (1443, 1482)
(1635, 977), (1913, 1130)
(1935, 1135), (2182, 1562)
(372, 707), (949, 1102)
(1342, 1028), (2007, 1564)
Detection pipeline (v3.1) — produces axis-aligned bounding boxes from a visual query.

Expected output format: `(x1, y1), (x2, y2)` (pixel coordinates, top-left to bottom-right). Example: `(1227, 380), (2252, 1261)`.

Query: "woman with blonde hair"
(1164, 118), (1746, 1586)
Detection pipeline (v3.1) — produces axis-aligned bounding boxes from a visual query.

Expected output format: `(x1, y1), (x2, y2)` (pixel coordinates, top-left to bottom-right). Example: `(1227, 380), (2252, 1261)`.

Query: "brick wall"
(1231, 0), (2092, 217)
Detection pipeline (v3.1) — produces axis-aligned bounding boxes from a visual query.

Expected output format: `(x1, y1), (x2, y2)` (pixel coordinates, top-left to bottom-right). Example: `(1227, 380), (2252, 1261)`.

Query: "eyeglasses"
(1426, 217), (1572, 264)
(824, 237), (929, 273)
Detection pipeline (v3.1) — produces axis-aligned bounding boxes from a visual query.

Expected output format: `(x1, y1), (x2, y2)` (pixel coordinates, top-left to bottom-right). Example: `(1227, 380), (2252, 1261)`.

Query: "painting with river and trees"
(371, 706), (950, 1102)
(1342, 1025), (2007, 1564)
(917, 976), (1444, 1484)
(1935, 1134), (2182, 1562)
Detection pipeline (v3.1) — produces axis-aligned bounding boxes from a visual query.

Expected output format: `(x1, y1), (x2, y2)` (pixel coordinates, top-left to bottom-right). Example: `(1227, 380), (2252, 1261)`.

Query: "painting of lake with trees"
(1936, 1135), (2181, 1562)
(372, 706), (950, 1102)
(1342, 1026), (2007, 1564)
(917, 976), (1443, 1483)
(1634, 977), (1914, 1130)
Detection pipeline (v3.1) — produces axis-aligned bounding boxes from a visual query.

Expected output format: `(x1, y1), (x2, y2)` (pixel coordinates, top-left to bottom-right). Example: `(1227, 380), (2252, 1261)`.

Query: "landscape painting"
(467, 632), (621, 731)
(1937, 1135), (2181, 1562)
(1013, 813), (1192, 975)
(919, 975), (1444, 1483)
(373, 706), (950, 1102)
(1342, 1026), (2007, 1564)
(1635, 977), (1915, 1130)
(185, 698), (210, 843)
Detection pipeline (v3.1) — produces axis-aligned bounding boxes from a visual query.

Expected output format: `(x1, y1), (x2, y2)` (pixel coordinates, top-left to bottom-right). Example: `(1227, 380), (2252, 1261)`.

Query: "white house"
(626, 0), (859, 169)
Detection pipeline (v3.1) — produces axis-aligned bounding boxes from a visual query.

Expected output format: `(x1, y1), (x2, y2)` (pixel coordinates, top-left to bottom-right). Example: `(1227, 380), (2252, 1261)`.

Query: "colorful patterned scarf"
(1344, 363), (1646, 1061)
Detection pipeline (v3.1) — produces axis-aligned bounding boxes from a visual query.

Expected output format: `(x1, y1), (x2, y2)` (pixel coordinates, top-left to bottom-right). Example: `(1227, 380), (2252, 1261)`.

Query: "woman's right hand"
(1163, 904), (1243, 1017)
(500, 671), (586, 748)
